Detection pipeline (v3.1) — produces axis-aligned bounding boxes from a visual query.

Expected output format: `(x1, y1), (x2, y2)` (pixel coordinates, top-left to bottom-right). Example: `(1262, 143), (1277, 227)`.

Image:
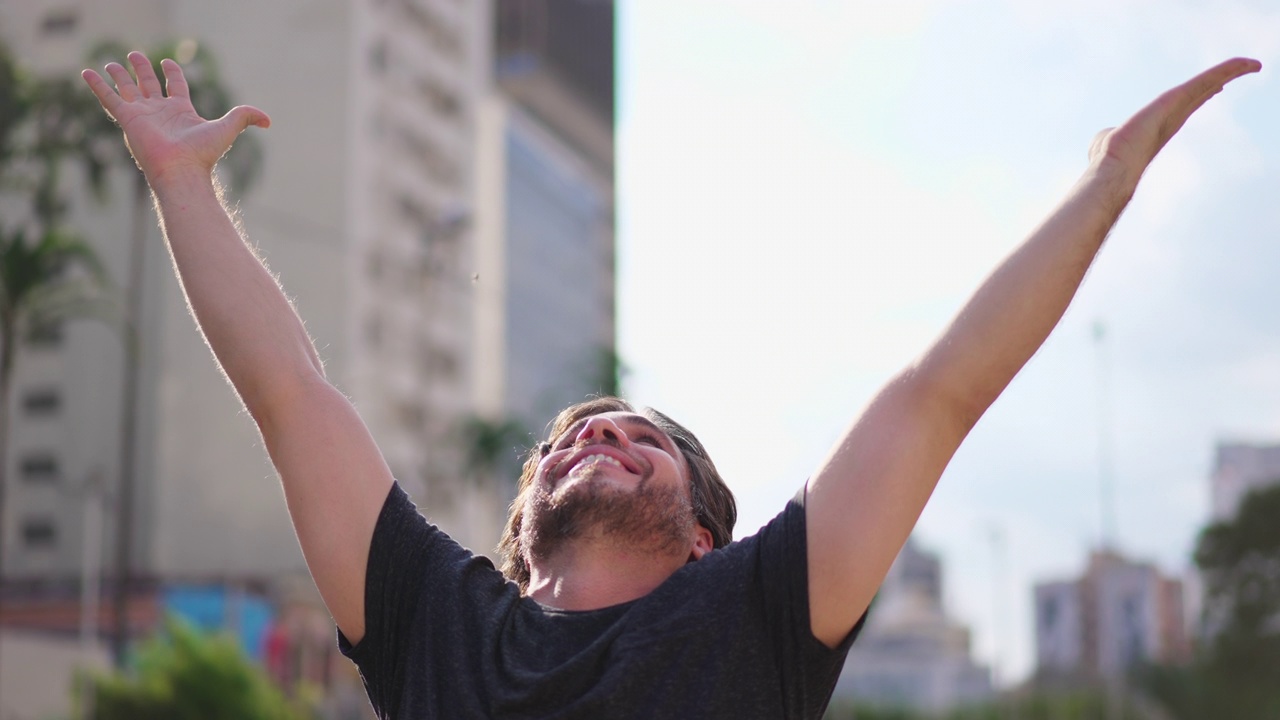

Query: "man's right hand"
(1088, 57), (1260, 188)
(82, 51), (269, 185)
(83, 51), (394, 646)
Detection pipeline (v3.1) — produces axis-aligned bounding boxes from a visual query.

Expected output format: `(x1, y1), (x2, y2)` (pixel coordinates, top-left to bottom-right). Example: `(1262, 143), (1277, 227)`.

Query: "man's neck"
(526, 539), (686, 610)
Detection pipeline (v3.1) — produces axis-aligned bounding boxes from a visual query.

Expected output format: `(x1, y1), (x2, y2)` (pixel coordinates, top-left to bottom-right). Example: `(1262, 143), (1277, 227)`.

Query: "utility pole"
(79, 469), (106, 719)
(986, 523), (1017, 719)
(1093, 321), (1118, 550)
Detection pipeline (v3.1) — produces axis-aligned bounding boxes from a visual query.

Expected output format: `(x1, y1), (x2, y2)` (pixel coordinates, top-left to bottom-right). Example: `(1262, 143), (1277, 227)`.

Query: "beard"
(520, 464), (696, 564)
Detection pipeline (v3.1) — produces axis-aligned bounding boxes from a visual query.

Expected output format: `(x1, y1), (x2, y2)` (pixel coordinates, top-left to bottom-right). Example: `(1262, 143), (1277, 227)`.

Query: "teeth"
(577, 453), (624, 470)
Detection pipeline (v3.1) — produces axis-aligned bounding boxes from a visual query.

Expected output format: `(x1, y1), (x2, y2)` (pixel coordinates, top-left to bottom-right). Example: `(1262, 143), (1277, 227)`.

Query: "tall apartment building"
(833, 537), (993, 713)
(1210, 441), (1280, 522)
(1034, 549), (1190, 680)
(475, 0), (615, 455)
(0, 0), (615, 586)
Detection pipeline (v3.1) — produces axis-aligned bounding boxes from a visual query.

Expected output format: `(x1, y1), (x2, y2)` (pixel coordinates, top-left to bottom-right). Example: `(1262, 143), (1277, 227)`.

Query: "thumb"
(217, 105), (272, 134)
(1088, 127), (1115, 162)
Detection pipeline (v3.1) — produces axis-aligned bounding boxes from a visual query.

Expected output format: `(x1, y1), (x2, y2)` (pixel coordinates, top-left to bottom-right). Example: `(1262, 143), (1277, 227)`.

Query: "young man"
(83, 53), (1259, 718)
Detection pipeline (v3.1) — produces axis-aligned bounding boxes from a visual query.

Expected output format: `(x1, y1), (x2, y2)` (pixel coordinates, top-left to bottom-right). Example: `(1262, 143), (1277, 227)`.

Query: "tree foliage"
(0, 41), (115, 600)
(1137, 483), (1280, 719)
(459, 415), (530, 489)
(82, 617), (313, 720)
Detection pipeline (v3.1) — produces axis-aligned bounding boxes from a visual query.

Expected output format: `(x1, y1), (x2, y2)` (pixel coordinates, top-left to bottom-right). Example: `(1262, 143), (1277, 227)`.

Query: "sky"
(616, 0), (1280, 684)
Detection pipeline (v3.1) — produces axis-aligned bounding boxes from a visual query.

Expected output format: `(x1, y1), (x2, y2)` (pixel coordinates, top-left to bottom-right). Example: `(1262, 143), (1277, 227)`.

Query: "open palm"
(82, 51), (269, 184)
(1090, 57), (1260, 176)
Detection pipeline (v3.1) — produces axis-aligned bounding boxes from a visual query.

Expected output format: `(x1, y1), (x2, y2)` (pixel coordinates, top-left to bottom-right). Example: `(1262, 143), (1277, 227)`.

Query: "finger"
(216, 105), (272, 135)
(128, 51), (163, 98)
(81, 69), (125, 116)
(1165, 57), (1262, 120)
(159, 58), (190, 100)
(104, 62), (140, 102)
(1184, 57), (1262, 100)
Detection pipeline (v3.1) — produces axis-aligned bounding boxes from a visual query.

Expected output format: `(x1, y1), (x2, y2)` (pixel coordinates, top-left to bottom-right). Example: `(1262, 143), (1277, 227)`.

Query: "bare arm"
(805, 58), (1262, 647)
(83, 52), (392, 644)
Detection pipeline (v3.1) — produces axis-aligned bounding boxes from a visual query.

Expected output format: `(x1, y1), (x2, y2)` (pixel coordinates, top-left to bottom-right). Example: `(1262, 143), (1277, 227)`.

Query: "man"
(83, 53), (1259, 718)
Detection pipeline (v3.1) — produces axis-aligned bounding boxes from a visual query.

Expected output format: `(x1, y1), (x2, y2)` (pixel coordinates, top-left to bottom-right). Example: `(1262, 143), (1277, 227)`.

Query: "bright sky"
(617, 0), (1280, 684)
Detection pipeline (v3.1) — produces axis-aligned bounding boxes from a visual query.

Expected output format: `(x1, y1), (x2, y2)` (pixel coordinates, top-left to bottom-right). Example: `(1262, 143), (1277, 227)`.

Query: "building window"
(41, 9), (79, 35)
(20, 453), (59, 483)
(369, 39), (388, 74)
(23, 387), (61, 416)
(28, 320), (63, 348)
(364, 313), (383, 348)
(22, 517), (57, 549)
(396, 400), (427, 434)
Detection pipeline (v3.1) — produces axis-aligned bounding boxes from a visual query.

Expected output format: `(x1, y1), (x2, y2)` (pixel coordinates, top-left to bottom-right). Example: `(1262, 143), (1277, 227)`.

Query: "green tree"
(0, 40), (116, 688)
(459, 416), (530, 489)
(1137, 484), (1280, 719)
(81, 617), (312, 720)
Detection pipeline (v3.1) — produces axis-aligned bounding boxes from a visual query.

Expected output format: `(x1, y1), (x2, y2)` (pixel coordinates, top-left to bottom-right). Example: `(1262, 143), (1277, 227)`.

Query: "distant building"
(1034, 549), (1190, 680)
(474, 0), (616, 445)
(0, 0), (614, 579)
(833, 537), (993, 713)
(0, 1), (613, 716)
(1210, 442), (1280, 522)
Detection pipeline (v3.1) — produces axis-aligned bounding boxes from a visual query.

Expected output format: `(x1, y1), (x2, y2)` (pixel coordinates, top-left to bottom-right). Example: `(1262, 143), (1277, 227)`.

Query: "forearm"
(913, 160), (1138, 422)
(152, 169), (326, 417)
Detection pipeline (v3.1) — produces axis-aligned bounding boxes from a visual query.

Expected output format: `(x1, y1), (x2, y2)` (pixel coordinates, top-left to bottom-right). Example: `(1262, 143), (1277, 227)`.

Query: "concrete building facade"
(1210, 441), (1280, 522)
(0, 0), (615, 594)
(1034, 549), (1190, 680)
(833, 537), (993, 713)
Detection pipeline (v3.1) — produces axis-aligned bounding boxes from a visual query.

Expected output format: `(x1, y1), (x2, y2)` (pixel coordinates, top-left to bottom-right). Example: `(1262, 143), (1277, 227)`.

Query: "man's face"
(520, 411), (701, 563)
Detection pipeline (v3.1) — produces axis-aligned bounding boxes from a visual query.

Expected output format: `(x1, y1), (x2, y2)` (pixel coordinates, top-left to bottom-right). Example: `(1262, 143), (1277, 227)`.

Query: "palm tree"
(85, 40), (263, 665)
(459, 416), (531, 490)
(0, 40), (117, 687)
(0, 228), (113, 572)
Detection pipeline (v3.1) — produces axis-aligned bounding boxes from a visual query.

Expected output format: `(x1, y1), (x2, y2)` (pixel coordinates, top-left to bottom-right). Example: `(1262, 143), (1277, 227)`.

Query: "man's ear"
(688, 524), (714, 561)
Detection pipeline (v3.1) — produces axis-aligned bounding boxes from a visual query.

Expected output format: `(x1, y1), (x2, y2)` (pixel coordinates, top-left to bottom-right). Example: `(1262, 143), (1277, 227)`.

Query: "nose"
(575, 415), (630, 447)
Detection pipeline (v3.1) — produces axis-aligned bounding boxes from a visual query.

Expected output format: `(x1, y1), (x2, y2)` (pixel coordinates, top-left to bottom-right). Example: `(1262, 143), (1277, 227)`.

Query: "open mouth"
(557, 445), (642, 479)
(570, 453), (627, 473)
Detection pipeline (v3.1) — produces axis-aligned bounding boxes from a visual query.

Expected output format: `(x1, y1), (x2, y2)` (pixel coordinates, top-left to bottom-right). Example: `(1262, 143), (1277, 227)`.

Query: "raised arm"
(83, 53), (392, 643)
(805, 58), (1262, 647)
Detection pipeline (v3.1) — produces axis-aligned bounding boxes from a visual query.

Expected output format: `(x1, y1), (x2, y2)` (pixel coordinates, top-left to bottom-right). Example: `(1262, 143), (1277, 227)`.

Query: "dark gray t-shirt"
(339, 483), (861, 719)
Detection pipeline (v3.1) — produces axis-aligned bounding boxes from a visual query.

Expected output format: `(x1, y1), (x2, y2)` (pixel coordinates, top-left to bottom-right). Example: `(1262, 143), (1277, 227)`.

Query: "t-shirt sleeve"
(336, 482), (449, 716)
(752, 487), (867, 716)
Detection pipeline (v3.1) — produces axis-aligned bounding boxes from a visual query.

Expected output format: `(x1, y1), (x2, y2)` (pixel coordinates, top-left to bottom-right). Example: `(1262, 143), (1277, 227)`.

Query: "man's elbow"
(897, 363), (993, 437)
(242, 368), (332, 433)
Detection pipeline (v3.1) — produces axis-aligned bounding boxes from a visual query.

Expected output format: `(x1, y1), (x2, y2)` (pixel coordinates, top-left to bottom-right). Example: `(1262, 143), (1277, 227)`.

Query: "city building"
(0, 0), (614, 714)
(473, 0), (616, 474)
(1210, 441), (1280, 522)
(0, 0), (614, 585)
(833, 537), (994, 713)
(1034, 549), (1190, 680)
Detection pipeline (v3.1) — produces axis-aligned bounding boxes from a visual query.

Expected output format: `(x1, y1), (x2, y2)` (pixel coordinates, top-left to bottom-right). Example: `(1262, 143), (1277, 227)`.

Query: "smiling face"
(519, 411), (701, 567)
(498, 396), (738, 593)
(544, 412), (688, 496)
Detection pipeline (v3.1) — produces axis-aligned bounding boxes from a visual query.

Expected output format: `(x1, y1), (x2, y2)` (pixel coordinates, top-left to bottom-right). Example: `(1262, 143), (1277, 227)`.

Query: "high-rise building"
(1210, 441), (1280, 522)
(0, 0), (614, 597)
(833, 537), (993, 713)
(7, 4), (614, 714)
(1034, 549), (1190, 680)
(474, 0), (616, 449)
